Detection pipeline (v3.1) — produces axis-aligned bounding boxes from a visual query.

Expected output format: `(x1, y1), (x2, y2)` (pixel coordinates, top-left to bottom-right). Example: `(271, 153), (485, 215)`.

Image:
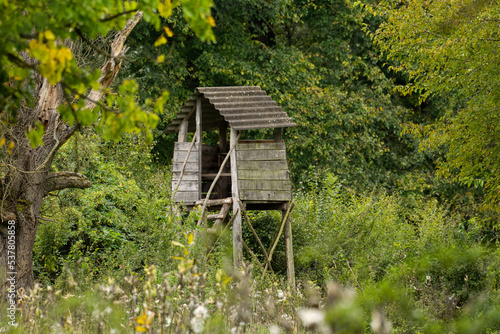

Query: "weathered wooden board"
(237, 149), (286, 161)
(172, 181), (198, 192)
(173, 153), (216, 165)
(239, 190), (292, 202)
(172, 173), (198, 181)
(237, 160), (288, 171)
(172, 140), (201, 204)
(239, 180), (292, 191)
(172, 162), (199, 172)
(173, 191), (198, 203)
(175, 142), (200, 151)
(236, 142), (286, 150)
(238, 169), (289, 180)
(173, 150), (199, 163)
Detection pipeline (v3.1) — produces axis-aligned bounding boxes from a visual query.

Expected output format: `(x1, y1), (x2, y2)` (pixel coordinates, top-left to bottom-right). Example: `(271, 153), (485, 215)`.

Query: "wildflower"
(190, 304), (208, 333)
(269, 325), (281, 334)
(135, 310), (155, 332)
(371, 310), (392, 334)
(298, 308), (325, 328)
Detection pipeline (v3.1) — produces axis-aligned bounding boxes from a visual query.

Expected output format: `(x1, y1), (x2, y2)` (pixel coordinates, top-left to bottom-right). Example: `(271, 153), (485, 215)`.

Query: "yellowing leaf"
(207, 16), (216, 27)
(28, 41), (73, 84)
(172, 256), (185, 261)
(135, 313), (147, 325)
(43, 30), (55, 41)
(154, 35), (167, 47)
(171, 241), (186, 248)
(7, 141), (15, 154)
(164, 26), (174, 37)
(187, 233), (194, 245)
(178, 259), (194, 274)
(156, 54), (165, 63)
(158, 0), (173, 18)
(0, 137), (5, 146)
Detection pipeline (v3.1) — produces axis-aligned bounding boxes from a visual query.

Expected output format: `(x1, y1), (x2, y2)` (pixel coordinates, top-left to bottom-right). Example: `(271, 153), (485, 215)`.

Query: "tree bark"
(0, 11), (143, 294)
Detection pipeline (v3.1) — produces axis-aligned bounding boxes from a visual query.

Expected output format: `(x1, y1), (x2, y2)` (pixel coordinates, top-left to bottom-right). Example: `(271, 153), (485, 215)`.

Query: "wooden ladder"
(195, 197), (233, 233)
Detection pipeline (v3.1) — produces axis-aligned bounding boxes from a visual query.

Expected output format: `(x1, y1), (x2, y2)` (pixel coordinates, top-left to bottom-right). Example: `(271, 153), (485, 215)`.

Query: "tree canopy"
(373, 0), (500, 212)
(0, 0), (215, 144)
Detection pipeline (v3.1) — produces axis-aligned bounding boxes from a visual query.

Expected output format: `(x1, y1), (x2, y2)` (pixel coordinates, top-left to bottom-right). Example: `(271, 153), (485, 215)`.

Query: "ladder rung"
(207, 213), (224, 220)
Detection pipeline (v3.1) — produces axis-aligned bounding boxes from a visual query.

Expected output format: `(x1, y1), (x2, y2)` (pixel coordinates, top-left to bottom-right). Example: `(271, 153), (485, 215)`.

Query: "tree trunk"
(0, 11), (143, 294)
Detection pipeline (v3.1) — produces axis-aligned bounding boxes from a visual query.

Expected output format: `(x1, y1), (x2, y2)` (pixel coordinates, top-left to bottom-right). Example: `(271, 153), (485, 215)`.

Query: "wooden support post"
(284, 205), (296, 288)
(219, 121), (228, 198)
(230, 127), (243, 268)
(178, 120), (188, 142)
(274, 128), (282, 143)
(196, 97), (202, 200)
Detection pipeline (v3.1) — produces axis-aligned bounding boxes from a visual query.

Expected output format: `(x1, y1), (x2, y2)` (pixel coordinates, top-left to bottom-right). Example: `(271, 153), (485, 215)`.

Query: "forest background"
(1, 0), (499, 332)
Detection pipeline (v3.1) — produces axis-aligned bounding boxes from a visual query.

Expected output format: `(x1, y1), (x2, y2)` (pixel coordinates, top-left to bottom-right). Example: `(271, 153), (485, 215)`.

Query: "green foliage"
(373, 0), (500, 213)
(0, 0), (215, 144)
(290, 175), (500, 330)
(9, 0), (500, 332)
(34, 133), (179, 287)
(134, 0), (452, 201)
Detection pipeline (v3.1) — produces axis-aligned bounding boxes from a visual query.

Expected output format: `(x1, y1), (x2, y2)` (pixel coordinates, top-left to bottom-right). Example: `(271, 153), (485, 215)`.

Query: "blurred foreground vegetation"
(2, 133), (500, 333)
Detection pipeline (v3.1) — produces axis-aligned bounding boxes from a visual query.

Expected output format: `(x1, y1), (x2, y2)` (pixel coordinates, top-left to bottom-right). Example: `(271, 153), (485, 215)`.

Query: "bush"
(34, 133), (179, 288)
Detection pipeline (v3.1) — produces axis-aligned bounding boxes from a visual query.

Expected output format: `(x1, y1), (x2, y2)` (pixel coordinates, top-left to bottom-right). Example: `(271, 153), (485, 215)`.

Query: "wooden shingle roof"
(165, 86), (297, 133)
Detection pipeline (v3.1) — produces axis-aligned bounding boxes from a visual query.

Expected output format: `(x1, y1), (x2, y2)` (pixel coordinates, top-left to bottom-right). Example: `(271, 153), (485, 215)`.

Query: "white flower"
(269, 324), (281, 334)
(190, 317), (205, 333)
(371, 310), (392, 334)
(298, 308), (325, 328)
(277, 290), (284, 299)
(193, 305), (208, 319)
(190, 305), (209, 333)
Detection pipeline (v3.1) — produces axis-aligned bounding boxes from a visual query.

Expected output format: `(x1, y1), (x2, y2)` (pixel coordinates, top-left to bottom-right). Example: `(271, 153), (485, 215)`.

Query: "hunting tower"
(166, 86), (297, 285)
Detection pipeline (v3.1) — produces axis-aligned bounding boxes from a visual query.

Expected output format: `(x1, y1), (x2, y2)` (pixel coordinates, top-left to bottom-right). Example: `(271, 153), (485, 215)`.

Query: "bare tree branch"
(43, 171), (92, 194)
(84, 11), (143, 111)
(100, 9), (138, 22)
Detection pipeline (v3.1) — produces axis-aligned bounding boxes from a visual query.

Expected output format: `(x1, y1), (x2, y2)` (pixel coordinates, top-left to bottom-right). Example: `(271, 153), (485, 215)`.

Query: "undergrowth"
(2, 134), (500, 333)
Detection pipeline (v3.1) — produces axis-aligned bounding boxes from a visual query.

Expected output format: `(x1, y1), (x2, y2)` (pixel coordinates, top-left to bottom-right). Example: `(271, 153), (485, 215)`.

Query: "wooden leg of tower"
(230, 128), (243, 268)
(283, 208), (295, 289)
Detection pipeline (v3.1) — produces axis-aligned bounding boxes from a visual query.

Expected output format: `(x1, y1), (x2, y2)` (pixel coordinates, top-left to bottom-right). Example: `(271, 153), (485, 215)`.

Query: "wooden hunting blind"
(166, 86), (297, 285)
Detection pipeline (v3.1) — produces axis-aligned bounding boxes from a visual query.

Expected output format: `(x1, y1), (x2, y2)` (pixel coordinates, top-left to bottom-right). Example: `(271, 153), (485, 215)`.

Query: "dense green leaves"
(137, 0), (444, 196)
(0, 0), (215, 144)
(374, 0), (500, 212)
(35, 133), (178, 285)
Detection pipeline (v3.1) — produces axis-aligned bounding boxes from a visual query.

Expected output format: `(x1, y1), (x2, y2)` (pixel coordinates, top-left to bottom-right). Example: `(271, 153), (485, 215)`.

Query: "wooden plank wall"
(172, 142), (200, 204)
(236, 142), (292, 202)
